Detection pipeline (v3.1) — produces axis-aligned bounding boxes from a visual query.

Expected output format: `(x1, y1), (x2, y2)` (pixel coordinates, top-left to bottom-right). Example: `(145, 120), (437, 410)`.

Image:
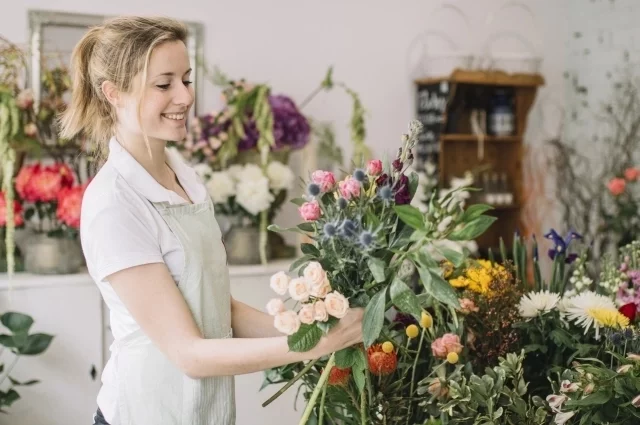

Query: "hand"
(317, 308), (364, 355)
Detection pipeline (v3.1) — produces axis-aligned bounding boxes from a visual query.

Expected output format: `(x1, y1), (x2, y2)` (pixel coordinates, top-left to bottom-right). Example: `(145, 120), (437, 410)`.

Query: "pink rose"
(266, 298), (285, 316)
(298, 201), (321, 221)
(274, 311), (301, 335)
(324, 291), (349, 318)
(458, 298), (479, 314)
(310, 277), (332, 298)
(431, 338), (448, 358)
(625, 167), (640, 181)
(288, 278), (310, 302)
(303, 261), (326, 287)
(338, 177), (361, 200)
(16, 89), (34, 110)
(441, 333), (463, 354)
(314, 300), (329, 322)
(270, 271), (291, 295)
(607, 178), (626, 196)
(367, 159), (383, 176)
(298, 304), (315, 325)
(311, 170), (336, 193)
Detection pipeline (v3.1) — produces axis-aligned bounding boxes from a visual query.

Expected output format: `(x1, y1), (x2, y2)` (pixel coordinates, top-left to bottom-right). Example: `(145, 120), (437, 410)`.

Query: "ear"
(101, 81), (120, 107)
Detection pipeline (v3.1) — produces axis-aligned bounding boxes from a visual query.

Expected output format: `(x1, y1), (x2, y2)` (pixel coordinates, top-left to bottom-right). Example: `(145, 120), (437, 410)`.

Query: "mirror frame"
(27, 9), (204, 120)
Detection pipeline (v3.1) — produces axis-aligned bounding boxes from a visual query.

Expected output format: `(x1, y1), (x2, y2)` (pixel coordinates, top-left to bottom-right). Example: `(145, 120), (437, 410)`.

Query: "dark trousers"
(92, 408), (110, 425)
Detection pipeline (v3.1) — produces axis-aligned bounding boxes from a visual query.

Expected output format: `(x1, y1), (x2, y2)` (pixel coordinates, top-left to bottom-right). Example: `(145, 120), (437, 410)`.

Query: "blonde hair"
(59, 16), (188, 160)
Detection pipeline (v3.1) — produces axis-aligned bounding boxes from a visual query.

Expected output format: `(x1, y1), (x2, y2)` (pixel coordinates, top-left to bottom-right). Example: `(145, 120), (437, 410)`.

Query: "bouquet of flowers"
(261, 120), (498, 424)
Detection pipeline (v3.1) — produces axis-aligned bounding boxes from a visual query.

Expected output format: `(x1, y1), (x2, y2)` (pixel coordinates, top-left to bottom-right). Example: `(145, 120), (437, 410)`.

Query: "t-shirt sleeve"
(82, 204), (164, 283)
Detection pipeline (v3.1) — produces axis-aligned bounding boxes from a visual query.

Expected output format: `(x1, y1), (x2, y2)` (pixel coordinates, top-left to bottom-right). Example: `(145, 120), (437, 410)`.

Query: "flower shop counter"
(0, 259), (301, 425)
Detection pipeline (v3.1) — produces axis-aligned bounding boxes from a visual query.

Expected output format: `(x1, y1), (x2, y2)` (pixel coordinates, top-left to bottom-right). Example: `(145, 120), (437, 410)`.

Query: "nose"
(175, 80), (195, 109)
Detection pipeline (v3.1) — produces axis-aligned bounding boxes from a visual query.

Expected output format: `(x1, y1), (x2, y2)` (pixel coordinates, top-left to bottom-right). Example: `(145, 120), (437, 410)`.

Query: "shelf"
(414, 69), (545, 87)
(441, 134), (520, 143)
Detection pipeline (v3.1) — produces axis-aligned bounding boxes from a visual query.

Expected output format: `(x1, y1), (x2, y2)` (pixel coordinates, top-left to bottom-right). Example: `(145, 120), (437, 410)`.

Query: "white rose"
(314, 300), (329, 322)
(227, 165), (244, 181)
(298, 304), (315, 325)
(310, 276), (332, 298)
(236, 177), (274, 215)
(324, 291), (349, 319)
(274, 311), (300, 335)
(270, 271), (290, 295)
(303, 262), (326, 287)
(266, 161), (295, 191)
(266, 298), (285, 316)
(206, 171), (236, 204)
(289, 278), (310, 302)
(238, 163), (265, 182)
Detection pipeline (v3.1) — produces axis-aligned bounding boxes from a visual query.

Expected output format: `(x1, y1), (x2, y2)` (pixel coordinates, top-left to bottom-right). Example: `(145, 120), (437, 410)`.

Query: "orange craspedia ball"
(327, 366), (351, 386)
(367, 344), (398, 376)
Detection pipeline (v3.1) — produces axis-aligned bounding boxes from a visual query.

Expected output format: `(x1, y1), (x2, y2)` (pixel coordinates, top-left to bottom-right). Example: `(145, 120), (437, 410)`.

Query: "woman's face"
(117, 40), (195, 145)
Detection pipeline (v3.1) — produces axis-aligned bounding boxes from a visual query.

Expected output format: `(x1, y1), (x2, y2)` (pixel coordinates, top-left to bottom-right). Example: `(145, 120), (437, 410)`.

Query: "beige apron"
(110, 198), (235, 425)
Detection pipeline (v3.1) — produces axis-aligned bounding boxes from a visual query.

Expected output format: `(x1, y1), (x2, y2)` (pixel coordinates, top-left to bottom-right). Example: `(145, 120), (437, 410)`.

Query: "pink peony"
(367, 159), (383, 176)
(311, 170), (336, 193)
(57, 185), (86, 229)
(298, 200), (321, 221)
(607, 178), (626, 196)
(16, 163), (74, 203)
(0, 192), (24, 227)
(338, 177), (361, 200)
(625, 167), (640, 181)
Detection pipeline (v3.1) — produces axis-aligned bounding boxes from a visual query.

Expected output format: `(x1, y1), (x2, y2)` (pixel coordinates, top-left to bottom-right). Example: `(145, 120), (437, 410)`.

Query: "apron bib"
(110, 199), (235, 425)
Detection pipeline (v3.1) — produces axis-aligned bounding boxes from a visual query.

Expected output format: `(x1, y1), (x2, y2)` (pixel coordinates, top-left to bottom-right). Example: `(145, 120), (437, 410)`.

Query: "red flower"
(624, 167), (640, 181)
(619, 303), (637, 322)
(57, 185), (86, 229)
(0, 192), (24, 227)
(367, 344), (398, 376)
(327, 366), (351, 386)
(607, 178), (626, 196)
(16, 163), (75, 203)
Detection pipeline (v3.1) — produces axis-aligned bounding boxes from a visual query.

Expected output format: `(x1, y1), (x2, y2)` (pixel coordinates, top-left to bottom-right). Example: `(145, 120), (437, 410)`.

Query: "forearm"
(231, 297), (283, 338)
(184, 334), (330, 378)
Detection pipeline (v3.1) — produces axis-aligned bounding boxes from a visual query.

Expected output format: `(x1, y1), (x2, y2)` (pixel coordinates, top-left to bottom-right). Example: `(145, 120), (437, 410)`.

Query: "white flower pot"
(22, 232), (85, 274)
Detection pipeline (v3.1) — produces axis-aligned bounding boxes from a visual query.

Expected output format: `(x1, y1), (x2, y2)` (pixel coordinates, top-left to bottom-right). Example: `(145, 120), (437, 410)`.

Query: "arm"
(107, 263), (363, 379)
(230, 297), (283, 338)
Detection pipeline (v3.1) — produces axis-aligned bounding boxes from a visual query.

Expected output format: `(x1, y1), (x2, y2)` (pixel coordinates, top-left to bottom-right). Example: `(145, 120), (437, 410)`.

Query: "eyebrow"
(155, 68), (192, 78)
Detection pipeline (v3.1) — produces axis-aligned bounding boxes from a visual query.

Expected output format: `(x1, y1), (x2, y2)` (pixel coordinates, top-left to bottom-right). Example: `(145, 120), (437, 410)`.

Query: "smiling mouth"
(162, 113), (185, 120)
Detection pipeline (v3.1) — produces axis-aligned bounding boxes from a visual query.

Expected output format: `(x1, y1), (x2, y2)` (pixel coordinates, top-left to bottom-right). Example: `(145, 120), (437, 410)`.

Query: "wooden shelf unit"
(413, 69), (545, 254)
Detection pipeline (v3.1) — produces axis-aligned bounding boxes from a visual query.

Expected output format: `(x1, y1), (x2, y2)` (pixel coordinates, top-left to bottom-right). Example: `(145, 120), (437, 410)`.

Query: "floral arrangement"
(601, 166), (640, 248)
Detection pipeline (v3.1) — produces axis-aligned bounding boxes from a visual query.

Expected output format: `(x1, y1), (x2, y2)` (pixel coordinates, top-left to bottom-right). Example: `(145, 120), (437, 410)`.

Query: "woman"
(59, 16), (363, 425)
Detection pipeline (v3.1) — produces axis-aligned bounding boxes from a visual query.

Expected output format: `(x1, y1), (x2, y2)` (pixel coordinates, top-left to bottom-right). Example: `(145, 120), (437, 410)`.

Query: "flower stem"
(360, 376), (367, 425)
(318, 375), (328, 425)
(262, 358), (319, 407)
(299, 353), (335, 425)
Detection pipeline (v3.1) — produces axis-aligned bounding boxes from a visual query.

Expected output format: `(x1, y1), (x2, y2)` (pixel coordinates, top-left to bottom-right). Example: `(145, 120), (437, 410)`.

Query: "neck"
(116, 129), (168, 180)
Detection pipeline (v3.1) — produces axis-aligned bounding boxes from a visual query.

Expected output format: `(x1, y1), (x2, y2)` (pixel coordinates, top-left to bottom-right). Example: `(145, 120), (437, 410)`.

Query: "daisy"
(518, 290), (561, 319)
(564, 291), (624, 339)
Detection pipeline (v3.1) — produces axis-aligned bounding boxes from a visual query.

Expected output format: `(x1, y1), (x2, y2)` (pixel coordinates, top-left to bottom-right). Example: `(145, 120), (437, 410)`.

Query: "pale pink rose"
(270, 271), (291, 295)
(338, 177), (361, 200)
(298, 304), (316, 325)
(289, 278), (310, 302)
(324, 291), (349, 318)
(304, 261), (326, 286)
(431, 338), (448, 358)
(314, 300), (329, 322)
(607, 177), (626, 196)
(266, 298), (285, 316)
(546, 394), (567, 413)
(23, 123), (37, 137)
(441, 333), (463, 354)
(274, 311), (301, 335)
(310, 277), (332, 298)
(16, 89), (34, 110)
(298, 201), (321, 221)
(458, 298), (479, 314)
(367, 159), (383, 176)
(311, 170), (336, 192)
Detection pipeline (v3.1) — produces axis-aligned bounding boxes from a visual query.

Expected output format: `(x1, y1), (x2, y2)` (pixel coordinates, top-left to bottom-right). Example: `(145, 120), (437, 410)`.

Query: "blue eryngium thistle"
(378, 186), (393, 201)
(323, 223), (337, 237)
(307, 183), (321, 197)
(340, 219), (358, 238)
(353, 169), (366, 182)
(337, 197), (348, 210)
(359, 231), (373, 247)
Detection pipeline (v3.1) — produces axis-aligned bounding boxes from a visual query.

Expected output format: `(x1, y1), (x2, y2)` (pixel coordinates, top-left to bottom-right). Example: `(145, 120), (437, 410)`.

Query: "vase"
(224, 224), (273, 265)
(22, 232), (85, 275)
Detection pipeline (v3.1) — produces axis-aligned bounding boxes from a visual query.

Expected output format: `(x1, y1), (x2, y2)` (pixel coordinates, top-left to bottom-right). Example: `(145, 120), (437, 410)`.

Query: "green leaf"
(418, 268), (460, 308)
(550, 329), (576, 348)
(353, 366), (365, 392)
(448, 216), (497, 241)
(391, 225), (417, 248)
(287, 324), (323, 353)
(22, 379), (39, 386)
(408, 171), (419, 198)
(390, 278), (422, 320)
(335, 347), (359, 368)
(0, 334), (16, 348)
(1, 389), (19, 406)
(1, 312), (33, 334)
(566, 391), (611, 407)
(289, 255), (314, 273)
(368, 258), (386, 283)
(268, 224), (308, 236)
(461, 204), (494, 222)
(436, 247), (465, 267)
(352, 349), (367, 392)
(19, 333), (54, 355)
(301, 243), (320, 257)
(363, 288), (387, 347)
(290, 197), (306, 206)
(298, 222), (315, 232)
(393, 205), (425, 230)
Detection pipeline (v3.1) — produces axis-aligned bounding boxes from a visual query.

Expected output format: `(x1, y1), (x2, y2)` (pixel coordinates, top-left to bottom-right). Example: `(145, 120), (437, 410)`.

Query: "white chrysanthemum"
(518, 291), (561, 319)
(237, 164), (265, 182)
(226, 164), (245, 181)
(206, 171), (236, 204)
(193, 163), (213, 181)
(564, 291), (618, 338)
(236, 177), (274, 215)
(266, 161), (295, 191)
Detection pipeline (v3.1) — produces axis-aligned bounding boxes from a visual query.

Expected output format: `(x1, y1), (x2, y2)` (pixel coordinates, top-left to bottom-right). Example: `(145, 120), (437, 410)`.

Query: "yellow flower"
(446, 352), (459, 364)
(587, 308), (630, 329)
(442, 261), (454, 279)
(420, 311), (433, 329)
(476, 259), (493, 270)
(449, 277), (470, 288)
(382, 341), (394, 353)
(406, 324), (419, 339)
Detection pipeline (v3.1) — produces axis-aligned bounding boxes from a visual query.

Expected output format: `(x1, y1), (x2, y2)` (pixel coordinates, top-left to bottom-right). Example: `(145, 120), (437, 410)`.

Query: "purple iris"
(544, 229), (583, 263)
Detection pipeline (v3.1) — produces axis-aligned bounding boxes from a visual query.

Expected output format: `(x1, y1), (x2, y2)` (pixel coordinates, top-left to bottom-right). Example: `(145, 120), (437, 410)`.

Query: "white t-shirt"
(80, 137), (209, 422)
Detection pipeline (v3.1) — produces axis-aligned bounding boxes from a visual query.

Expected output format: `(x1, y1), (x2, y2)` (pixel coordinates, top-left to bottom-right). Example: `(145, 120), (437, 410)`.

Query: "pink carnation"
(311, 170), (336, 192)
(367, 159), (383, 176)
(338, 177), (361, 200)
(298, 200), (321, 221)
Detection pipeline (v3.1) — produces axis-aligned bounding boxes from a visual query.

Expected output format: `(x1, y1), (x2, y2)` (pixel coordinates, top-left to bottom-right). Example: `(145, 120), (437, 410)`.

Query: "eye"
(156, 84), (170, 90)
(183, 80), (193, 86)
